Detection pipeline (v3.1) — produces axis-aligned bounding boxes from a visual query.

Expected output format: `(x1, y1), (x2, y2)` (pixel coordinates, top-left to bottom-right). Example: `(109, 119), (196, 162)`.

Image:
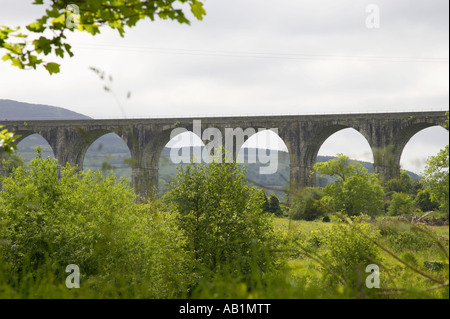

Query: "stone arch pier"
(1, 111), (447, 197)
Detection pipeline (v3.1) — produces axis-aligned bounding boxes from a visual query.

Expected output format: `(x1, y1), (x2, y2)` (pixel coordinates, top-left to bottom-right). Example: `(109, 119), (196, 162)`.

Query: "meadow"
(273, 218), (449, 299)
(0, 149), (448, 300)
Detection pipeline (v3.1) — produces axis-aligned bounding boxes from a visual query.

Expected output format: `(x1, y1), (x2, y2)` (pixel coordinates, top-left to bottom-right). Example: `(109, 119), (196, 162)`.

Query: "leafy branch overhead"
(0, 0), (206, 75)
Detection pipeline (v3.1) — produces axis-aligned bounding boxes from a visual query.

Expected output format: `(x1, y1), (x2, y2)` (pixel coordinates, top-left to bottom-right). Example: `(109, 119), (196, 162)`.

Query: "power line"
(73, 42), (449, 63)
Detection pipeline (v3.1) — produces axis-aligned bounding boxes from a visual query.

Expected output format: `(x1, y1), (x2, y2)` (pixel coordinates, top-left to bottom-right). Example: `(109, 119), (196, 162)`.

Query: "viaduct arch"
(1, 111), (447, 198)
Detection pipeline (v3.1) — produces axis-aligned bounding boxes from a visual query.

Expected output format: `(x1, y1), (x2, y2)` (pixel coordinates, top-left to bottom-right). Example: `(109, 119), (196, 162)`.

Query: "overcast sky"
(0, 0), (448, 173)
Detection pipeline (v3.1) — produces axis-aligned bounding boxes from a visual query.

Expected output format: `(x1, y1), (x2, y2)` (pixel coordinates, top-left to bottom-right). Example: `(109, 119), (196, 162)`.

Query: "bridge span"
(1, 111), (447, 197)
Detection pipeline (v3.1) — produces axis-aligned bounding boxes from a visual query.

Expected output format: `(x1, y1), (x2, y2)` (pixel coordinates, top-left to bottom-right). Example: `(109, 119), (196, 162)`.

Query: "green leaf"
(64, 43), (74, 57)
(46, 7), (61, 19)
(26, 22), (46, 33)
(190, 1), (206, 21)
(33, 36), (53, 55)
(126, 14), (140, 28)
(51, 15), (66, 27)
(86, 0), (101, 11)
(11, 57), (24, 69)
(55, 47), (64, 57)
(81, 23), (100, 35)
(44, 62), (60, 75)
(28, 54), (42, 69)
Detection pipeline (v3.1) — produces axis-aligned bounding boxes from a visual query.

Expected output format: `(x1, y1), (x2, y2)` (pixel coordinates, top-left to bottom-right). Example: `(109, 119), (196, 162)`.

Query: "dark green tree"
(387, 192), (418, 216)
(163, 162), (277, 276)
(290, 187), (328, 221)
(415, 187), (440, 212)
(268, 193), (282, 217)
(260, 190), (270, 214)
(422, 145), (449, 213)
(0, 152), (24, 178)
(421, 112), (449, 214)
(385, 170), (414, 194)
(314, 154), (385, 217)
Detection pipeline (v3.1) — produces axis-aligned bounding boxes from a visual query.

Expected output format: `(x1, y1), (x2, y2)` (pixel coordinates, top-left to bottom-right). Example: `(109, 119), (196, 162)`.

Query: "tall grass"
(0, 154), (448, 299)
(0, 217), (448, 299)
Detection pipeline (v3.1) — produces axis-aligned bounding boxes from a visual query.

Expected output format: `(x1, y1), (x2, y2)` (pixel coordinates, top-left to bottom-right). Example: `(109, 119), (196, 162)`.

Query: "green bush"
(321, 220), (382, 285)
(0, 152), (192, 297)
(415, 188), (440, 212)
(385, 171), (414, 194)
(163, 162), (279, 279)
(314, 155), (385, 217)
(0, 152), (24, 177)
(306, 230), (325, 249)
(290, 187), (327, 221)
(268, 194), (283, 217)
(377, 220), (438, 252)
(388, 192), (420, 216)
(422, 144), (449, 213)
(401, 251), (418, 268)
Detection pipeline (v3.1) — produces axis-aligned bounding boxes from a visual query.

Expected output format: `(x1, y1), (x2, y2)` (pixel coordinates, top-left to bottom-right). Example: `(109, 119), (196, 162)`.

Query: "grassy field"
(3, 144), (449, 299)
(271, 217), (449, 299)
(0, 210), (447, 299)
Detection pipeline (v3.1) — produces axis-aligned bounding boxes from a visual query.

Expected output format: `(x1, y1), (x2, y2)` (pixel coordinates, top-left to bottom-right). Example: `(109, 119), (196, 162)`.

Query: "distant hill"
(0, 99), (91, 120)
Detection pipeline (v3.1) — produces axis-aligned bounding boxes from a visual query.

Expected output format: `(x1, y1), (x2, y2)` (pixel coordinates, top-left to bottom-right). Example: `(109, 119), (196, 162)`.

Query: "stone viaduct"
(1, 111), (448, 197)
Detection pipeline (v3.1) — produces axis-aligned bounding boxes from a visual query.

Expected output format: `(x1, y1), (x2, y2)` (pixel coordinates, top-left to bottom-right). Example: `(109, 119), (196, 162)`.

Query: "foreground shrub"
(163, 162), (279, 280)
(321, 220), (382, 286)
(0, 152), (192, 297)
(377, 220), (440, 252)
